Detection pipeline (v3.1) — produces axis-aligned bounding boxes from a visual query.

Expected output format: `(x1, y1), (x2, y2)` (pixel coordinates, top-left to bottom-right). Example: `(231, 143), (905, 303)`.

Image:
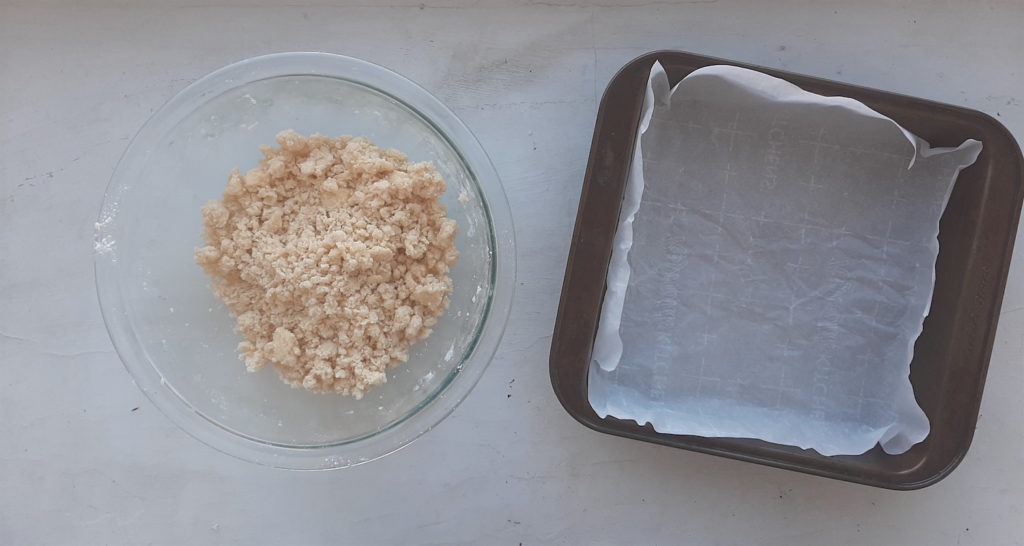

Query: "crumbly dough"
(195, 130), (457, 398)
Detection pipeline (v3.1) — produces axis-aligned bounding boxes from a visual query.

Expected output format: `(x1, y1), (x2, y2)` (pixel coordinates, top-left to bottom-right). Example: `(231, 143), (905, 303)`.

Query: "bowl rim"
(94, 52), (516, 470)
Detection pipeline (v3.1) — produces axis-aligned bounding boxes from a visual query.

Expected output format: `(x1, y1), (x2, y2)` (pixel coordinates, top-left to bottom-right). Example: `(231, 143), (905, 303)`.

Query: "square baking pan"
(549, 50), (1023, 490)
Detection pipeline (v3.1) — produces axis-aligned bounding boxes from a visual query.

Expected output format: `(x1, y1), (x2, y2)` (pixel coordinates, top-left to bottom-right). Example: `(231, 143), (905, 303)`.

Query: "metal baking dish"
(549, 50), (1023, 489)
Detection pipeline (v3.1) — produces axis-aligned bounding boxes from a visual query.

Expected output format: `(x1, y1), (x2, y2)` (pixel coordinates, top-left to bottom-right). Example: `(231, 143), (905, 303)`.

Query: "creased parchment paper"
(589, 62), (982, 456)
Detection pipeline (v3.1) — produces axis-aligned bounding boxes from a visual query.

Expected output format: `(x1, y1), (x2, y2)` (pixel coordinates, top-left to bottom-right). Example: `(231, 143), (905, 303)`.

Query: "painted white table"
(3, 1), (1023, 544)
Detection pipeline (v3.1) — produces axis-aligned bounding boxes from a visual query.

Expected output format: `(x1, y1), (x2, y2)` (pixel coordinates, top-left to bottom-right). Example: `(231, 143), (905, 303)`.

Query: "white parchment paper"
(589, 62), (982, 456)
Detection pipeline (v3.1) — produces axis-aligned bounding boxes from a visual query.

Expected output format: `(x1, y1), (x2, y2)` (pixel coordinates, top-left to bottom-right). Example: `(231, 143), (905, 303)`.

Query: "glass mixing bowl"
(94, 53), (515, 469)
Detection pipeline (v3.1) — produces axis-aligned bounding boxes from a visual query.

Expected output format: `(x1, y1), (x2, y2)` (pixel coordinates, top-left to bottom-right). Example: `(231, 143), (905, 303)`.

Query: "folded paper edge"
(685, 65), (924, 168)
(880, 137), (982, 455)
(591, 61), (664, 372)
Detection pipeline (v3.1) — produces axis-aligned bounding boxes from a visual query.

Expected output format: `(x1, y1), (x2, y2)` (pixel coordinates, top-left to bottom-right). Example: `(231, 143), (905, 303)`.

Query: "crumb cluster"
(195, 130), (457, 398)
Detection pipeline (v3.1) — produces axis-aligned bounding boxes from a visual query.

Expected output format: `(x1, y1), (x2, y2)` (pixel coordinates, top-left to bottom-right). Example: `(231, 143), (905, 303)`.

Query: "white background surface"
(2, 1), (1023, 544)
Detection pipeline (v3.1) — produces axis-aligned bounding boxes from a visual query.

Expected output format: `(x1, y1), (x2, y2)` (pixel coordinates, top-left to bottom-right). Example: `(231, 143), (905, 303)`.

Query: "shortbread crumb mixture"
(195, 130), (457, 398)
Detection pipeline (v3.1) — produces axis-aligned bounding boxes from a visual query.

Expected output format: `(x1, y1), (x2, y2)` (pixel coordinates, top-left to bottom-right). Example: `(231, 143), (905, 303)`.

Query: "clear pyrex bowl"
(94, 53), (515, 469)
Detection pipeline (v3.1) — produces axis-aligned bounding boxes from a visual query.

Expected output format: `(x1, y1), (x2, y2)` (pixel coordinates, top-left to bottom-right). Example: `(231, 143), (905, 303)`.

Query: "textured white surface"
(1, 1), (1023, 544)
